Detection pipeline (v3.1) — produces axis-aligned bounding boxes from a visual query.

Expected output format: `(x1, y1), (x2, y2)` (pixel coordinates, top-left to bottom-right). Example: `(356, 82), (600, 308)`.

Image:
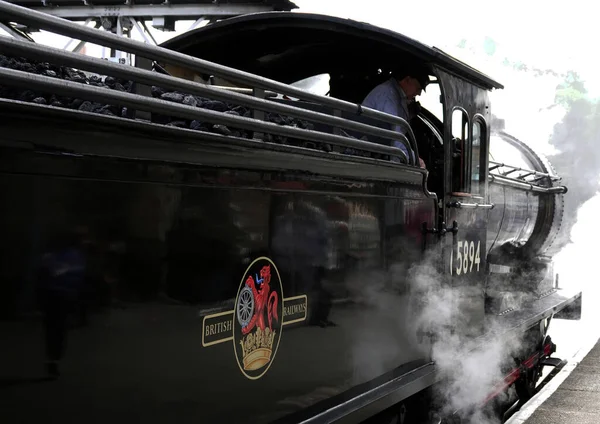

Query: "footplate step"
(540, 357), (566, 368)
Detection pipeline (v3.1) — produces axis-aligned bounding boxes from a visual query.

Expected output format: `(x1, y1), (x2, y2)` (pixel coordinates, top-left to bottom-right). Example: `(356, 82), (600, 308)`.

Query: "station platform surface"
(508, 335), (600, 424)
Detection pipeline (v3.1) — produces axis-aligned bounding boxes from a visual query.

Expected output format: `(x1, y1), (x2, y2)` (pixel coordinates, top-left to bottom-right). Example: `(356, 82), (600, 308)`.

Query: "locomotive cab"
(161, 11), (552, 330)
(160, 13), (448, 188)
(164, 8), (577, 340)
(160, 16), (481, 205)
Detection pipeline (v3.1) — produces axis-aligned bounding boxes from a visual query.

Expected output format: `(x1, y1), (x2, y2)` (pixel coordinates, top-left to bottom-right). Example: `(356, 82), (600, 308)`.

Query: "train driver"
(362, 65), (430, 168)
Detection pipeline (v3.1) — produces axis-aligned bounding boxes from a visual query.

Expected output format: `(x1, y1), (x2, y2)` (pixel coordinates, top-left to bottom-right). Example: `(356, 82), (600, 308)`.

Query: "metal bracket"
(446, 201), (494, 209)
(0, 21), (34, 41)
(422, 220), (458, 236)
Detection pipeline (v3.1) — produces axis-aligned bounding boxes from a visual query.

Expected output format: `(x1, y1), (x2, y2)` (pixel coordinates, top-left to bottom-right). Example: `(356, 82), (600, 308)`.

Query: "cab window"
(470, 119), (484, 194)
(451, 109), (485, 195)
(451, 108), (469, 192)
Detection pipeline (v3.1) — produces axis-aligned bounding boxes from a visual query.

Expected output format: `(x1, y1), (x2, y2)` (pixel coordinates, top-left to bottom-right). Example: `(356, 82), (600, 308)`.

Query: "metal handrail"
(489, 160), (560, 182)
(489, 173), (567, 194)
(0, 35), (413, 163)
(0, 67), (412, 160)
(0, 0), (420, 165)
(210, 86), (278, 98)
(447, 201), (494, 209)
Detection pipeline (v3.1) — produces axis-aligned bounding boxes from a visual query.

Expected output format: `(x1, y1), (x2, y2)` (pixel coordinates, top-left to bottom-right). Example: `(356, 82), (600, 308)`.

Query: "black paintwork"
(0, 103), (438, 423)
(0, 93), (580, 423)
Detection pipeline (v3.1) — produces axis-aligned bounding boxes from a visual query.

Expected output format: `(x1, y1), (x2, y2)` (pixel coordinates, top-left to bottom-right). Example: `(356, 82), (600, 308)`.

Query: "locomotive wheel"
(515, 332), (548, 402)
(515, 364), (539, 402)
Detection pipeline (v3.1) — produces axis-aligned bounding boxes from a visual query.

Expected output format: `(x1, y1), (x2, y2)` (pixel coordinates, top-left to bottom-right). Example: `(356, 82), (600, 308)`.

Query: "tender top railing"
(0, 0), (421, 166)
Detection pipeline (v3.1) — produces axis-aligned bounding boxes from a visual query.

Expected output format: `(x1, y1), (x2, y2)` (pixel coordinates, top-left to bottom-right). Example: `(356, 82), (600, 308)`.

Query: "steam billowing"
(417, 71), (600, 422)
(547, 78), (600, 341)
(547, 89), (600, 249)
(492, 68), (600, 304)
(406, 252), (524, 424)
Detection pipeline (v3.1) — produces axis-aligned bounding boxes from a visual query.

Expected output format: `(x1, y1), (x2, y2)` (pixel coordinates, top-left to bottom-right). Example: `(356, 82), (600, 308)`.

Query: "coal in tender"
(104, 76), (118, 88)
(17, 90), (36, 102)
(78, 101), (94, 113)
(161, 92), (185, 104)
(190, 120), (212, 132)
(0, 55), (344, 157)
(182, 95), (197, 107)
(231, 105), (249, 116)
(63, 67), (87, 84)
(71, 75), (87, 84)
(212, 124), (234, 137)
(89, 75), (104, 87)
(167, 120), (188, 128)
(97, 104), (121, 116)
(69, 98), (84, 109)
(201, 100), (229, 112)
(152, 113), (174, 125)
(151, 86), (166, 98)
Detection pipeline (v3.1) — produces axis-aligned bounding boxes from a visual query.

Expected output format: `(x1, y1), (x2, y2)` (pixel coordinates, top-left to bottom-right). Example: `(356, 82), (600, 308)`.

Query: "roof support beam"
(130, 18), (156, 45)
(62, 18), (94, 50)
(27, 4), (274, 19)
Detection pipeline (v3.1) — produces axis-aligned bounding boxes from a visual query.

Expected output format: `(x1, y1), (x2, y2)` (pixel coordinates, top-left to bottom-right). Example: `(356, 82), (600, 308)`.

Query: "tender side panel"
(0, 120), (436, 423)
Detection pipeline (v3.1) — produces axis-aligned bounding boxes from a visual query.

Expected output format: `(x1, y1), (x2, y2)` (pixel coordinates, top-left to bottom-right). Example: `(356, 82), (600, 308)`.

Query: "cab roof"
(161, 12), (504, 91)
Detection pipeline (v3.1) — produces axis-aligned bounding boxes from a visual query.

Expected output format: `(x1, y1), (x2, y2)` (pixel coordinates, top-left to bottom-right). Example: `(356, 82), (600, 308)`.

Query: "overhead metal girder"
(25, 4), (275, 19)
(188, 16), (207, 31)
(130, 17), (156, 45)
(139, 19), (158, 44)
(62, 18), (98, 52)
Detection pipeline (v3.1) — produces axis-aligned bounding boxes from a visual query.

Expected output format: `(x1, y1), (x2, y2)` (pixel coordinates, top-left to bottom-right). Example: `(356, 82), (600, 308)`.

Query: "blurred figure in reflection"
(271, 198), (335, 327)
(38, 229), (87, 378)
(75, 225), (94, 327)
(102, 229), (127, 308)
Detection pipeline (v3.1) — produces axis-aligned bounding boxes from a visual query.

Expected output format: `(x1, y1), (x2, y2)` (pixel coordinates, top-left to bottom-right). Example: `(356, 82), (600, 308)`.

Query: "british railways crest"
(200, 257), (307, 380)
(233, 257), (284, 380)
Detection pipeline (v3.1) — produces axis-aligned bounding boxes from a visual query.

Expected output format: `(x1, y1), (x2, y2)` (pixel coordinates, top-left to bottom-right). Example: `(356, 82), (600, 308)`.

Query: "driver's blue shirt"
(362, 78), (414, 163)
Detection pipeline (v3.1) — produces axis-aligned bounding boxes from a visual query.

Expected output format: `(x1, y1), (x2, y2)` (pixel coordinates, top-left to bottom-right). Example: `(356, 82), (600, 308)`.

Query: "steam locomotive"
(0, 2), (582, 423)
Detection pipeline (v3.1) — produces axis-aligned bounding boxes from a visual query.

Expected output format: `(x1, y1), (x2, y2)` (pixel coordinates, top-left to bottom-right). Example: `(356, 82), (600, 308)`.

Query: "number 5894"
(451, 240), (481, 275)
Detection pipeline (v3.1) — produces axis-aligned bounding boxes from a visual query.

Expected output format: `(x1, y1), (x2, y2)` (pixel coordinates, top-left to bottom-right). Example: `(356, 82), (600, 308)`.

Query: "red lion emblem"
(241, 265), (279, 335)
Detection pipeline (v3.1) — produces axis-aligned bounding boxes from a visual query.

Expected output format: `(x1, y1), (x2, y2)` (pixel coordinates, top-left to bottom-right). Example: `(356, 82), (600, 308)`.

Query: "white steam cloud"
(406, 252), (525, 424)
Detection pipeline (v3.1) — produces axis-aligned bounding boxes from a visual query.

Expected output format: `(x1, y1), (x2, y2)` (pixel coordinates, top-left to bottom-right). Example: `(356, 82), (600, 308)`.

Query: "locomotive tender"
(0, 2), (582, 423)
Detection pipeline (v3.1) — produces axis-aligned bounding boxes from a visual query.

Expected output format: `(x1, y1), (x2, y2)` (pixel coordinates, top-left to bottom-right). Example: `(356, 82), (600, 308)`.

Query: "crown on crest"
(239, 327), (277, 371)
